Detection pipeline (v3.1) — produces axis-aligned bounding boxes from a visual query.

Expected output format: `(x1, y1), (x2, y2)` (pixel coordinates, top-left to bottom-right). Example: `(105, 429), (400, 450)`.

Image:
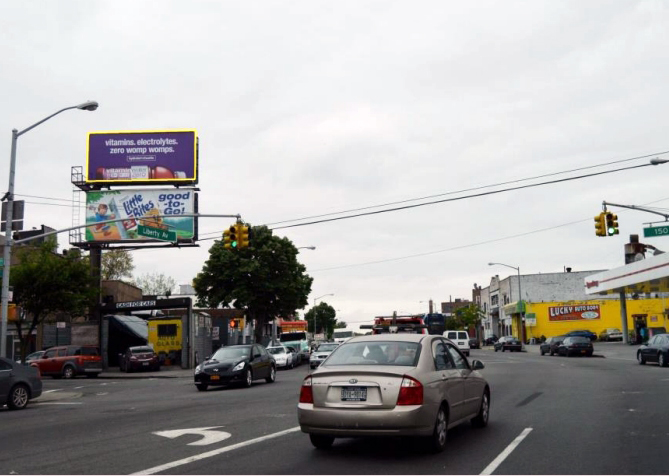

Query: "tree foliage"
(193, 225), (313, 342)
(304, 302), (337, 338)
(9, 242), (97, 361)
(134, 272), (177, 295)
(452, 304), (482, 330)
(335, 320), (347, 329)
(101, 249), (134, 280)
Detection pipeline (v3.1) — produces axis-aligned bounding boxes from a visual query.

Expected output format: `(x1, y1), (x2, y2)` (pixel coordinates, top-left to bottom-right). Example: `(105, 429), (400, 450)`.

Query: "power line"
(15, 193), (77, 203)
(263, 150), (669, 227)
(271, 162), (655, 230)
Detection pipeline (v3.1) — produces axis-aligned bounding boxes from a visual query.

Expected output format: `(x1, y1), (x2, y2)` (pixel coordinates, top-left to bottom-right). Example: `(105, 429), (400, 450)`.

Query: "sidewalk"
(98, 365), (193, 379)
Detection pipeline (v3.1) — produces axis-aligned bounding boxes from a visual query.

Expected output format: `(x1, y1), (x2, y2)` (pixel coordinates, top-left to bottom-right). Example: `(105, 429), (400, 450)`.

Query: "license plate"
(210, 375), (220, 380)
(143, 362), (149, 366)
(341, 387), (366, 401)
(581, 350), (586, 354)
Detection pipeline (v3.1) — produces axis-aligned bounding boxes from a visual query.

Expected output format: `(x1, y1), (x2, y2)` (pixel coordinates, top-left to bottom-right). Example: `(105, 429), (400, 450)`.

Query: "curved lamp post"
(1, 101), (98, 357)
(313, 293), (334, 337)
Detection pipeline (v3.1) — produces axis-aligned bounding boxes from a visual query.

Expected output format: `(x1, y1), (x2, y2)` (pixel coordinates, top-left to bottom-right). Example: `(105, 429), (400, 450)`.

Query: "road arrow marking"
(152, 427), (232, 446)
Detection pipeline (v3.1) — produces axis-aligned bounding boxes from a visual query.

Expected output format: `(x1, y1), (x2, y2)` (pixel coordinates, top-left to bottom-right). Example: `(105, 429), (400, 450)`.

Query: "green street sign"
(643, 225), (669, 238)
(0, 258), (4, 267)
(137, 225), (177, 242)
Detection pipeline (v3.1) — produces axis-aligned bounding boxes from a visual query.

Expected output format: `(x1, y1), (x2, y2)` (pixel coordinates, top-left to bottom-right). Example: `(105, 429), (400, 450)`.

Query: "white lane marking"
(37, 402), (83, 405)
(480, 427), (533, 475)
(133, 426), (301, 475)
(74, 386), (85, 389)
(153, 427), (231, 446)
(43, 389), (62, 394)
(96, 392), (109, 396)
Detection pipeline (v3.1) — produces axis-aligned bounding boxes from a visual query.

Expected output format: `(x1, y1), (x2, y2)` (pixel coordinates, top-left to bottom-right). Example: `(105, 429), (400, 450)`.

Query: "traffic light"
(229, 319), (237, 329)
(229, 225), (238, 249)
(237, 224), (250, 249)
(594, 213), (607, 237)
(606, 212), (619, 236)
(223, 228), (232, 249)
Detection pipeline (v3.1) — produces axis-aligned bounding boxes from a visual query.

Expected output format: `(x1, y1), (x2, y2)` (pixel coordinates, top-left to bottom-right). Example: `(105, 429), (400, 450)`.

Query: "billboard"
(85, 189), (197, 243)
(86, 130), (197, 185)
(548, 305), (601, 322)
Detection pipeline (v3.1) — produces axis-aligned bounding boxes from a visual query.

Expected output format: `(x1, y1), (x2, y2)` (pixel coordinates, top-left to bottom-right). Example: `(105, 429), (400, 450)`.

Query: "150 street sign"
(137, 224), (176, 242)
(643, 225), (669, 238)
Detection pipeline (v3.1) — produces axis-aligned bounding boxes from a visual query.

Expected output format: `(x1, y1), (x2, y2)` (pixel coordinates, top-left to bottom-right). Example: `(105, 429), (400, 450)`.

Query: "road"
(2, 342), (668, 475)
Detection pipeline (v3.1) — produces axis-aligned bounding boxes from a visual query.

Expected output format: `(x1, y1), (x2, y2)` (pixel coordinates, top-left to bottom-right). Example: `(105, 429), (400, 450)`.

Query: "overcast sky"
(2, 0), (668, 330)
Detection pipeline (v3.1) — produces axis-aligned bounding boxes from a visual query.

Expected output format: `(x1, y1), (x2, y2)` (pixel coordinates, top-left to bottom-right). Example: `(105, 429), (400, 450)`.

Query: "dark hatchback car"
(557, 336), (594, 357)
(194, 344), (276, 391)
(564, 330), (597, 341)
(540, 336), (565, 356)
(119, 346), (160, 372)
(637, 334), (669, 366)
(494, 336), (522, 352)
(1, 357), (42, 410)
(469, 338), (481, 349)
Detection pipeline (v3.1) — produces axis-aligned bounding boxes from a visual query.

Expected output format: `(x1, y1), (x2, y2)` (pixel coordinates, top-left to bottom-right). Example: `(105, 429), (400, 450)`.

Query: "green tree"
(9, 242), (97, 361)
(193, 225), (313, 343)
(335, 320), (347, 329)
(305, 302), (337, 338)
(101, 249), (134, 280)
(134, 272), (177, 295)
(453, 304), (482, 330)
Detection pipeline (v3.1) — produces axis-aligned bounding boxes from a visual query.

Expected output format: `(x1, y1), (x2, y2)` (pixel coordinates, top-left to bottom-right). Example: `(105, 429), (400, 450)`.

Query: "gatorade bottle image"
(95, 166), (187, 180)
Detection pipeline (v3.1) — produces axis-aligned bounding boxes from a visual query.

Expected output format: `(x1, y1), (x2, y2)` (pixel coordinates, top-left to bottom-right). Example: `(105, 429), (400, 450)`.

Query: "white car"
(309, 342), (339, 369)
(267, 345), (294, 369)
(444, 330), (471, 357)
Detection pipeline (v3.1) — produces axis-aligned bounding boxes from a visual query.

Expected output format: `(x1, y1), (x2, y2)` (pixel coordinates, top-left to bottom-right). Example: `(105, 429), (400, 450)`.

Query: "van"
(444, 330), (471, 357)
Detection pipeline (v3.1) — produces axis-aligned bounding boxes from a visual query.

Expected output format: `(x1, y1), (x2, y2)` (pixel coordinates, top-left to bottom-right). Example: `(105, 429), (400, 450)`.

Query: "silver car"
(297, 334), (490, 452)
(309, 342), (339, 369)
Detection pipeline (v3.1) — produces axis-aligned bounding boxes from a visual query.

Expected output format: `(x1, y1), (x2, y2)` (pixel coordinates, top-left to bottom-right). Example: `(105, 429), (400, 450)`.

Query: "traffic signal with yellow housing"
(237, 224), (250, 249)
(229, 225), (238, 249)
(223, 228), (232, 249)
(594, 213), (607, 237)
(606, 212), (619, 236)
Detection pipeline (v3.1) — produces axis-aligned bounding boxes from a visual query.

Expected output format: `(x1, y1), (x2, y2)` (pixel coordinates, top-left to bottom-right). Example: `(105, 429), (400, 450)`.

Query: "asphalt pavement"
(3, 342), (668, 475)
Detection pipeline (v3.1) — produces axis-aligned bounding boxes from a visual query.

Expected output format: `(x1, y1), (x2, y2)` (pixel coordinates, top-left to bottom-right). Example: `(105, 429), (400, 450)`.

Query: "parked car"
(118, 346), (160, 372)
(557, 336), (594, 357)
(31, 345), (102, 379)
(194, 344), (276, 391)
(637, 333), (669, 366)
(564, 330), (597, 341)
(309, 342), (339, 369)
(494, 336), (523, 352)
(0, 357), (42, 410)
(443, 330), (471, 357)
(267, 345), (294, 369)
(598, 328), (623, 341)
(298, 334), (490, 452)
(469, 337), (481, 350)
(484, 335), (498, 346)
(15, 351), (45, 365)
(540, 336), (565, 356)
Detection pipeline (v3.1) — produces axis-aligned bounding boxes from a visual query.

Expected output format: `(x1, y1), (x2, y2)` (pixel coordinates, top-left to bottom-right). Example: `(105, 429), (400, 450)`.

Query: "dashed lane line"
(480, 427), (533, 475)
(131, 427), (301, 475)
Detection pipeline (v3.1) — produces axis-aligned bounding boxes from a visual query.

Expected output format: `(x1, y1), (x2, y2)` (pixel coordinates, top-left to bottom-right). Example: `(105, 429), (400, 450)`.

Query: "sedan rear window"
(131, 347), (153, 354)
(324, 341), (420, 366)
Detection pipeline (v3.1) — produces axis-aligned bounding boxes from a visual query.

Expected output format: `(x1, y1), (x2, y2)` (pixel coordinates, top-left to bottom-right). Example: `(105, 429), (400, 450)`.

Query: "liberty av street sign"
(643, 225), (669, 238)
(137, 224), (176, 242)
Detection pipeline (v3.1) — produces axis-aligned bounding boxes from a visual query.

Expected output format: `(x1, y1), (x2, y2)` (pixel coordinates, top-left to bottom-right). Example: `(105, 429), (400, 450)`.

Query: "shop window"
(158, 324), (177, 337)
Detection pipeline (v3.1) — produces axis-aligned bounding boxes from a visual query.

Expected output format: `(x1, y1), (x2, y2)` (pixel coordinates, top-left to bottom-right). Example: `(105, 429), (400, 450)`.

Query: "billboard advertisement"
(85, 189), (197, 243)
(548, 305), (601, 322)
(86, 130), (197, 185)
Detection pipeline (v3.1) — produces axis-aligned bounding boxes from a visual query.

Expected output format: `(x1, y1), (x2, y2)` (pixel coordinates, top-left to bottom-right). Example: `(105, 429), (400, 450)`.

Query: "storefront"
(502, 301), (526, 341)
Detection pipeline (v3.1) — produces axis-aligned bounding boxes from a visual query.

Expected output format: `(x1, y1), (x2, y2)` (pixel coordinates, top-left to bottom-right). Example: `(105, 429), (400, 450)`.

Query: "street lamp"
(313, 293), (334, 338)
(488, 262), (522, 339)
(1, 101), (98, 358)
(297, 246), (316, 251)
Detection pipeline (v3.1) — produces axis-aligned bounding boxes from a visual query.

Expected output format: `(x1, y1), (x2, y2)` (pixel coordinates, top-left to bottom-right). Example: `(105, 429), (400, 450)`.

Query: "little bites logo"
(548, 305), (601, 322)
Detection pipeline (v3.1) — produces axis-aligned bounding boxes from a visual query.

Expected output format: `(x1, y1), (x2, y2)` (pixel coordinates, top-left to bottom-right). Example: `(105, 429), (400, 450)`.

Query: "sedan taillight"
(299, 376), (313, 404)
(397, 375), (423, 405)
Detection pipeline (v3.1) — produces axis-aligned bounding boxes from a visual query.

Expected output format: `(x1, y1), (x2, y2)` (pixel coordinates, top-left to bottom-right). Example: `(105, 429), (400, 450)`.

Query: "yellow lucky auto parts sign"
(548, 305), (601, 321)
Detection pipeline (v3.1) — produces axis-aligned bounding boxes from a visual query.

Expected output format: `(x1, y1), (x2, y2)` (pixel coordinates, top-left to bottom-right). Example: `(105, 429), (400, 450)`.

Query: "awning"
(585, 252), (669, 295)
(503, 301), (526, 315)
(106, 314), (148, 341)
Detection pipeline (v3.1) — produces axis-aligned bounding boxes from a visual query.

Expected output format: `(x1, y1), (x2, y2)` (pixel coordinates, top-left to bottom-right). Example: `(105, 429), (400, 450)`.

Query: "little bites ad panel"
(548, 305), (601, 322)
(86, 130), (197, 185)
(85, 189), (196, 243)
